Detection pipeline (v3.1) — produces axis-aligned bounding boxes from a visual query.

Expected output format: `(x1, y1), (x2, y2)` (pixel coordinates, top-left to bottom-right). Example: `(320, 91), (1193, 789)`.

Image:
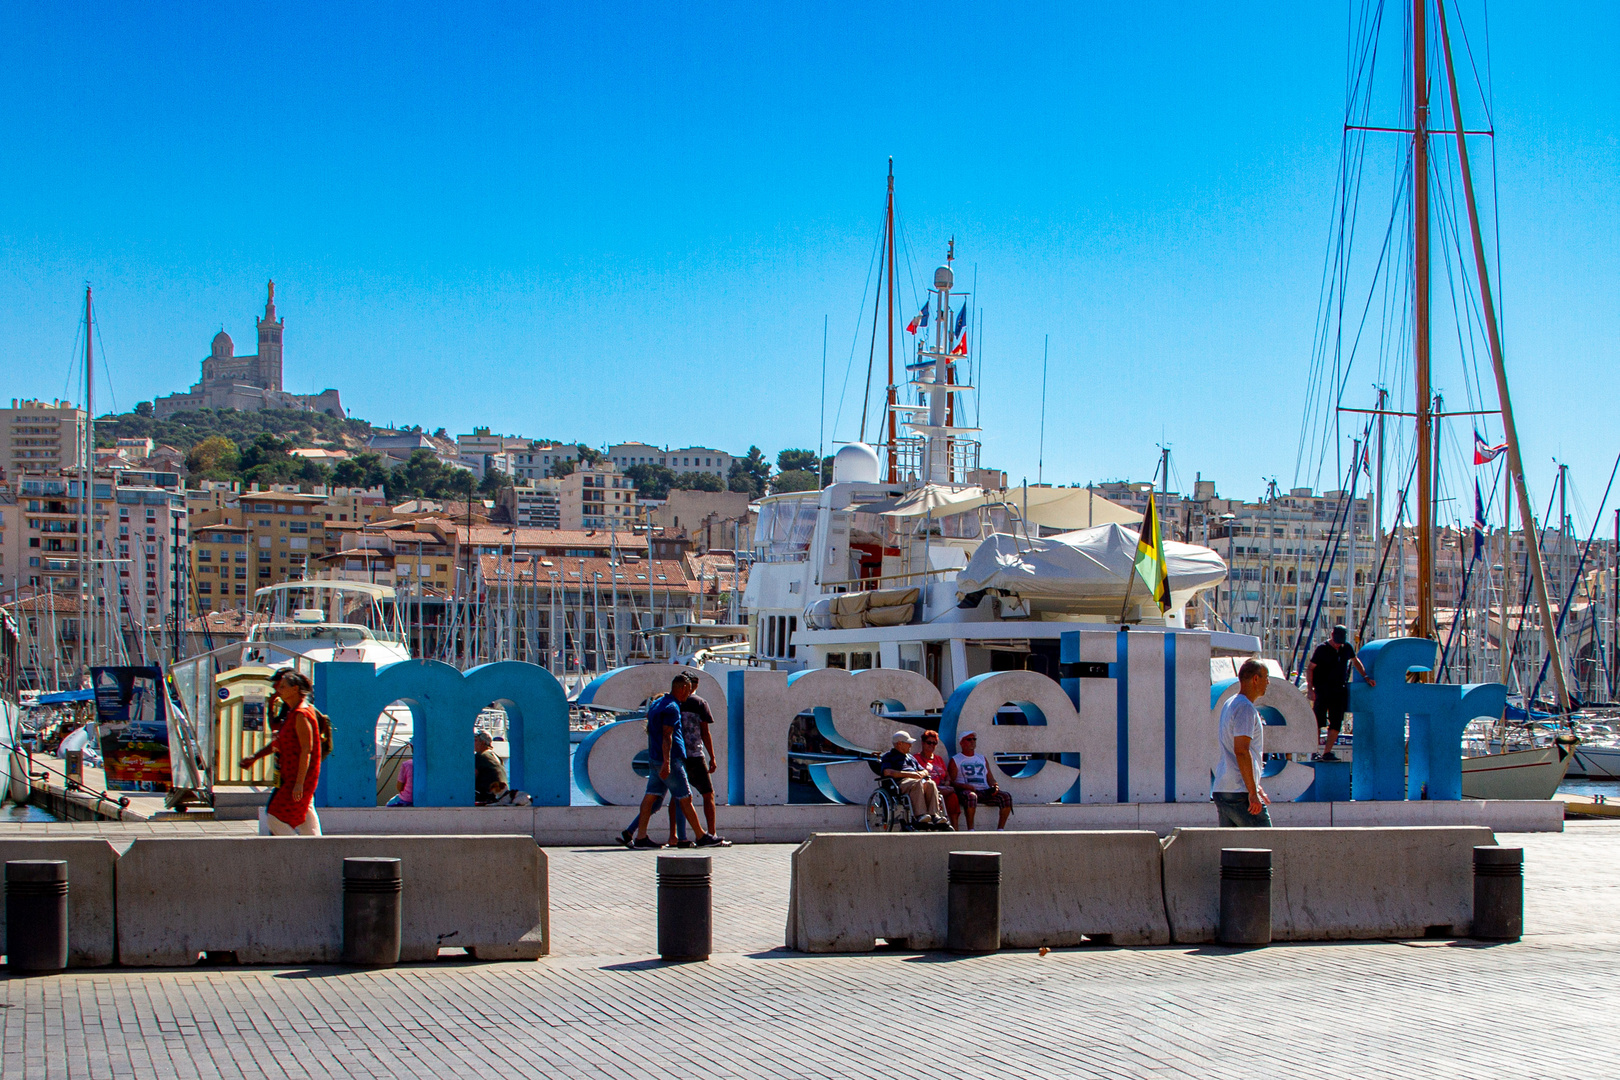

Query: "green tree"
(444, 468), (478, 503)
(772, 468), (818, 492)
(333, 452), (389, 490)
(576, 444), (605, 466)
(820, 455), (834, 485)
(674, 470), (725, 492)
(776, 448), (818, 473)
(185, 435), (239, 479)
(549, 457), (576, 479)
(727, 446), (771, 496)
(134, 401), (153, 418)
(625, 463), (677, 500)
(478, 467), (513, 498)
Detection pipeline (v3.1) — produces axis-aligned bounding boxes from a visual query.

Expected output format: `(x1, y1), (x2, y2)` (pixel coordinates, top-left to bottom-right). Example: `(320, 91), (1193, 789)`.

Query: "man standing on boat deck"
(1212, 659), (1272, 828)
(1307, 624), (1375, 761)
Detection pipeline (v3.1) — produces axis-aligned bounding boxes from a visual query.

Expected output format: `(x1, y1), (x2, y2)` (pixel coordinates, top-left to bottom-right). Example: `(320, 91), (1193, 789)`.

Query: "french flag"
(906, 301), (929, 335)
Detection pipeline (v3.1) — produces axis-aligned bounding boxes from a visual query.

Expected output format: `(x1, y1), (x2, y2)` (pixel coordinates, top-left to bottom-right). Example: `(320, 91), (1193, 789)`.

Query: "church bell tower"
(256, 280), (284, 391)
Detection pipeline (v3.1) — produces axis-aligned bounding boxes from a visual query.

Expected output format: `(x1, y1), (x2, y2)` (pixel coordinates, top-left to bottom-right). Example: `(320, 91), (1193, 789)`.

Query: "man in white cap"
(878, 730), (948, 828)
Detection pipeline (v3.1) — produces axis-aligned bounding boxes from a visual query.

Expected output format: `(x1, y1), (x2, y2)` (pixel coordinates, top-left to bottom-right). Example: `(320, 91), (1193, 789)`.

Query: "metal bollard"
(947, 850), (1001, 953)
(6, 860), (69, 973)
(1472, 846), (1523, 942)
(1218, 848), (1272, 947)
(342, 857), (402, 966)
(657, 854), (712, 961)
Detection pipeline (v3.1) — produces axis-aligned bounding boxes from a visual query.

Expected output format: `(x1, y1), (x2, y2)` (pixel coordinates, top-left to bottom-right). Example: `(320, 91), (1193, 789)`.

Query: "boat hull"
(1569, 745), (1620, 780)
(1461, 743), (1572, 800)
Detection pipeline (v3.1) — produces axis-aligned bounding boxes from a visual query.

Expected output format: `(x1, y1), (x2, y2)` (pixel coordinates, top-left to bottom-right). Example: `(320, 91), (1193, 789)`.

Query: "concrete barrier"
(785, 831), (1169, 952)
(1160, 825), (1496, 943)
(0, 839), (119, 967)
(315, 799), (1558, 843)
(116, 835), (547, 966)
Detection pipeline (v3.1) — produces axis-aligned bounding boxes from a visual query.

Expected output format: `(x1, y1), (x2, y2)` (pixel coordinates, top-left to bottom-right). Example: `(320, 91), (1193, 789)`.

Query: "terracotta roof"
(458, 526), (649, 549)
(185, 610), (268, 633)
(1, 593), (84, 615)
(477, 553), (692, 591)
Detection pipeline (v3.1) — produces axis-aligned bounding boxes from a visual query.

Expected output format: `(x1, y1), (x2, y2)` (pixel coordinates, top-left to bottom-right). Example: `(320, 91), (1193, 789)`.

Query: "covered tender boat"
(955, 523), (1227, 617)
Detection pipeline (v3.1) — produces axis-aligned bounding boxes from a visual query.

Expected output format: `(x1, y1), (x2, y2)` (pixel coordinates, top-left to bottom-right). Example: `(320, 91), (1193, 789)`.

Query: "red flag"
(950, 331), (967, 355)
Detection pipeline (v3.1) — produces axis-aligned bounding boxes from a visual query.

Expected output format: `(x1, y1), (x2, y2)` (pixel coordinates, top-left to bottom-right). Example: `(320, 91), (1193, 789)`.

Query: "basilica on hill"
(153, 281), (344, 419)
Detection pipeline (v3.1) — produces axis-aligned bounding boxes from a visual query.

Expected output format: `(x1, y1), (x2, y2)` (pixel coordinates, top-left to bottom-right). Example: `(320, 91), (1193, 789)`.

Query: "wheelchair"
(864, 775), (917, 832)
(864, 769), (952, 832)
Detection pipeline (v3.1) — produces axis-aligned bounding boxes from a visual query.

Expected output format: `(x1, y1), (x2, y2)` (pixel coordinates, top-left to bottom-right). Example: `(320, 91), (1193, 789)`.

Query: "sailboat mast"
(884, 159), (898, 484)
(1434, 0), (1573, 712)
(1412, 0), (1436, 642)
(82, 285), (94, 678)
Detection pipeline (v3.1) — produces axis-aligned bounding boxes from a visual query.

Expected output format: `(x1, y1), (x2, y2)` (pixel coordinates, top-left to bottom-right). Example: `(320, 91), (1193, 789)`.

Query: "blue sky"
(1, 2), (1616, 527)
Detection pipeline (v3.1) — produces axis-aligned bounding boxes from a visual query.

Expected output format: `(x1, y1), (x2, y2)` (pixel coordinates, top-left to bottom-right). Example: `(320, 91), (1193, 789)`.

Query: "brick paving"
(2, 821), (1616, 1079)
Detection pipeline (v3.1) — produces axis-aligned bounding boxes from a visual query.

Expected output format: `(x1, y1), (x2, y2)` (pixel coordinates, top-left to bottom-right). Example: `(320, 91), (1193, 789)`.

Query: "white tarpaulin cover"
(955, 524), (1227, 604)
(869, 484), (1141, 529)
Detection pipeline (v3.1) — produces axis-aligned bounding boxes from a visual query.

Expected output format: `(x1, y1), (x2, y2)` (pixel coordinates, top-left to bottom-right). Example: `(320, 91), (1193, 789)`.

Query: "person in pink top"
(387, 754), (414, 807)
(913, 730), (961, 825)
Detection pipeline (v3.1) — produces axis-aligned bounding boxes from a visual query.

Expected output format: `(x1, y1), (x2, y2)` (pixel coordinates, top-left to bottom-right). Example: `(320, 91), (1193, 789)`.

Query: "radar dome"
(832, 442), (881, 484)
(933, 265), (954, 290)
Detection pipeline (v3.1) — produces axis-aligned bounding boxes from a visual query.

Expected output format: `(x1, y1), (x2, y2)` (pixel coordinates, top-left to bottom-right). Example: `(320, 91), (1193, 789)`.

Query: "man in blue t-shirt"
(628, 673), (731, 849)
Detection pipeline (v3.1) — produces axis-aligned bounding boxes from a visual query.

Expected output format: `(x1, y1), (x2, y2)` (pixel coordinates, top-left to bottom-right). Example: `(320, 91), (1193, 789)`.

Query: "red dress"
(266, 702), (322, 828)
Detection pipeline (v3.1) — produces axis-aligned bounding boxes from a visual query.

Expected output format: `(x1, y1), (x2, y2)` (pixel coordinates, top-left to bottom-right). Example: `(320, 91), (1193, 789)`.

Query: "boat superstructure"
(744, 224), (1253, 696)
(243, 580), (411, 668)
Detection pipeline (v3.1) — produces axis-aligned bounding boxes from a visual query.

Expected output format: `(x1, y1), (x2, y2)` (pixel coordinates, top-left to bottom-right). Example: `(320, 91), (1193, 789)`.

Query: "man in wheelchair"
(876, 730), (951, 830)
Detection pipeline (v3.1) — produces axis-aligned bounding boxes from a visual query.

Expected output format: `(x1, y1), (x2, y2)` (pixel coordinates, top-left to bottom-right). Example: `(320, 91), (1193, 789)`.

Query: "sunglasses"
(922, 739), (938, 745)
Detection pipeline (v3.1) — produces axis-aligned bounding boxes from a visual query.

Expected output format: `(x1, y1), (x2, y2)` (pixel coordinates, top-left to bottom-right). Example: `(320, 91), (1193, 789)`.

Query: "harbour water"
(2, 802), (60, 823)
(1558, 777), (1620, 799)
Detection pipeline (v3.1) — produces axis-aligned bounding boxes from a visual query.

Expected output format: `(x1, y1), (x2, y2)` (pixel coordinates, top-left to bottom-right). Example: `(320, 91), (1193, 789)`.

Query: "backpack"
(311, 707), (334, 758)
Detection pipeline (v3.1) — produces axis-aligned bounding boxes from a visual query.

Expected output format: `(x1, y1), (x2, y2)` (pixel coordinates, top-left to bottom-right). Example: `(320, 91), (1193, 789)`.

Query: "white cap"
(892, 730), (915, 744)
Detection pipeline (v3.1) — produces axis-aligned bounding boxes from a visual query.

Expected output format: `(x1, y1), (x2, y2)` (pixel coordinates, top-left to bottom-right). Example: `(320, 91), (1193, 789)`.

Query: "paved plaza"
(2, 820), (1617, 1079)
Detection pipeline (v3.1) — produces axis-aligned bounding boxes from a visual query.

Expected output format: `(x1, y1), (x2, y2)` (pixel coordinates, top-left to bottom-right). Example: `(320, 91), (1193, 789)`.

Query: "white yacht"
(166, 580), (415, 806)
(243, 581), (412, 669)
(743, 244), (1257, 695)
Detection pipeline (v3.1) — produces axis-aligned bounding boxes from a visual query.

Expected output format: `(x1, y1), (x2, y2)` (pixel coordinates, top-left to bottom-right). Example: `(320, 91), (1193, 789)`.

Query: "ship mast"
(81, 285), (94, 681)
(1412, 0), (1435, 641)
(884, 159), (899, 484)
(1434, 0), (1573, 712)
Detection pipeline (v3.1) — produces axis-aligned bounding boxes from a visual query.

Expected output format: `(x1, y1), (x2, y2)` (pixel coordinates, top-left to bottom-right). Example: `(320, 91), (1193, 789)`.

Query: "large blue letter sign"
(1349, 638), (1505, 801)
(313, 659), (570, 808)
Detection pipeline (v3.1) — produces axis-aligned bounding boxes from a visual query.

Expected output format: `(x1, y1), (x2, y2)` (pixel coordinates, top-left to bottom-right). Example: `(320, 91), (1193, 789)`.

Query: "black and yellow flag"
(1133, 492), (1172, 613)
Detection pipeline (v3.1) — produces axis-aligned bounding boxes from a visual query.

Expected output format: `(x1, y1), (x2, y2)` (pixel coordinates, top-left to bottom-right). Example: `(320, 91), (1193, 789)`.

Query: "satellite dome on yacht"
(832, 443), (881, 484)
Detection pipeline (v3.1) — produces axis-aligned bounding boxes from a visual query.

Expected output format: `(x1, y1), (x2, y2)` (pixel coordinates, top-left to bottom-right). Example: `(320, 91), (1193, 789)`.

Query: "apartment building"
(503, 479), (563, 528)
(1, 399), (86, 476)
(190, 524), (255, 611)
(319, 519), (458, 594)
(608, 442), (732, 480)
(561, 463), (636, 531)
(511, 444), (578, 482)
(1, 472), (188, 668)
(184, 484), (388, 614)
(456, 429), (530, 478)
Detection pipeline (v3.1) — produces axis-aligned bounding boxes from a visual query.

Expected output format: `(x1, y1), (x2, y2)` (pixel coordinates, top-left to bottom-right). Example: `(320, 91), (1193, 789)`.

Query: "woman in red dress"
(257, 670), (322, 836)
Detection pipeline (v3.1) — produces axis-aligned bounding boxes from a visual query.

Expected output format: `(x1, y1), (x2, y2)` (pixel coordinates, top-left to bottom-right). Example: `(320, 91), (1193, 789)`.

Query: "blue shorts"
(645, 757), (693, 800)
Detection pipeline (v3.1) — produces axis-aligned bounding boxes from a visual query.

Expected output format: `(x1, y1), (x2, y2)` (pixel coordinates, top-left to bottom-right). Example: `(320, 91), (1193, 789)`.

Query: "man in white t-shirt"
(1212, 658), (1272, 827)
